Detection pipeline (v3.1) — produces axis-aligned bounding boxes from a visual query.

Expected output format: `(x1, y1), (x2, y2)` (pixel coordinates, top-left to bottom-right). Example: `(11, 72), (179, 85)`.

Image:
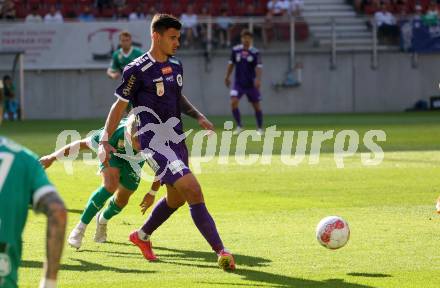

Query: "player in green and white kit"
(40, 116), (160, 249)
(106, 31), (144, 80)
(0, 137), (67, 288)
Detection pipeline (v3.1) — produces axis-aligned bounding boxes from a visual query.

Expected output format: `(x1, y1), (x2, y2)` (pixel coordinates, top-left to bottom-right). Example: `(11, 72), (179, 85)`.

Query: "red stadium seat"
(27, 0), (41, 5)
(45, 0), (58, 6)
(78, 0), (94, 5)
(126, 0), (140, 6)
(15, 5), (28, 18)
(60, 0), (76, 5)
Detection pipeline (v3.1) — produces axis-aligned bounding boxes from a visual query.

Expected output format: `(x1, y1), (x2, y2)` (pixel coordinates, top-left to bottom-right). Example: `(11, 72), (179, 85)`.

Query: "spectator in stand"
(394, 0), (412, 15)
(129, 5), (146, 21)
(198, 6), (211, 47)
(265, 0), (290, 45)
(96, 0), (112, 14)
(267, 0), (289, 17)
(1, 0), (16, 20)
(181, 4), (198, 48)
(78, 5), (95, 22)
(113, 5), (128, 21)
(25, 6), (43, 23)
(216, 7), (233, 48)
(145, 7), (157, 22)
(374, 3), (399, 43)
(2, 75), (19, 121)
(422, 2), (439, 26)
(413, 4), (423, 21)
(44, 5), (64, 23)
(114, 0), (126, 8)
(290, 0), (304, 16)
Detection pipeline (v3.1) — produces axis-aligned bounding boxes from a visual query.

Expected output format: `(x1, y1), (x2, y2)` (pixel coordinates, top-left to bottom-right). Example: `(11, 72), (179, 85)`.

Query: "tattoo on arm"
(35, 192), (67, 280)
(180, 94), (202, 119)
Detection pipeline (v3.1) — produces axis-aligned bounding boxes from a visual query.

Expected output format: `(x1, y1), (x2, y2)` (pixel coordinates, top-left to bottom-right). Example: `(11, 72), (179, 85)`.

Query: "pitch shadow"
(347, 272), (392, 278)
(21, 258), (152, 274)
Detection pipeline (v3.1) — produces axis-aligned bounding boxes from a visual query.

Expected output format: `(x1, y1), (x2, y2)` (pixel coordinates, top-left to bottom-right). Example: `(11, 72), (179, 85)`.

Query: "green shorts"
(98, 154), (144, 191)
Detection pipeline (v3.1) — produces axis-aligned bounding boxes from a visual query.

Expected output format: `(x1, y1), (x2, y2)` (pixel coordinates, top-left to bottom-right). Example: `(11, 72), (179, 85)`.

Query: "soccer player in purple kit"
(98, 14), (235, 271)
(224, 29), (264, 135)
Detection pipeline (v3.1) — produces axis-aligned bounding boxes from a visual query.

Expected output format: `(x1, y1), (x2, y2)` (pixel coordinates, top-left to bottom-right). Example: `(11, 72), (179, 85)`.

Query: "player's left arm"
(180, 94), (214, 131)
(254, 52), (263, 90)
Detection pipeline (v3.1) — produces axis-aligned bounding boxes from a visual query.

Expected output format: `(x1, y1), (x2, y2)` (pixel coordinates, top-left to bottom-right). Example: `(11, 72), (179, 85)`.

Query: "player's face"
(120, 36), (132, 51)
(241, 35), (252, 48)
(157, 28), (180, 56)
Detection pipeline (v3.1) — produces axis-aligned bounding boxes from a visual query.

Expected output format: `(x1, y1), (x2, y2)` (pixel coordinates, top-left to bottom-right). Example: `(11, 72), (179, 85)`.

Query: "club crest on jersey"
(235, 54), (241, 62)
(161, 66), (173, 75)
(117, 139), (125, 149)
(247, 55), (254, 62)
(156, 82), (165, 96)
(176, 74), (183, 87)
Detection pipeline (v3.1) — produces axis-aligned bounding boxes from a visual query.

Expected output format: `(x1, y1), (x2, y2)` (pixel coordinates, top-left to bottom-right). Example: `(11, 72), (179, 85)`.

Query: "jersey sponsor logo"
(176, 74), (183, 87)
(169, 160), (186, 175)
(156, 82), (165, 96)
(152, 77), (163, 83)
(161, 66), (173, 75)
(0, 253), (11, 277)
(241, 50), (249, 57)
(141, 62), (153, 72)
(247, 55), (254, 62)
(166, 75), (174, 82)
(123, 74), (136, 97)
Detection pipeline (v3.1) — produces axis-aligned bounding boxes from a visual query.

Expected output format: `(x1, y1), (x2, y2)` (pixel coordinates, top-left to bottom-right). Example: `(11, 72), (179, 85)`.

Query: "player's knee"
(167, 197), (185, 209)
(103, 180), (119, 193)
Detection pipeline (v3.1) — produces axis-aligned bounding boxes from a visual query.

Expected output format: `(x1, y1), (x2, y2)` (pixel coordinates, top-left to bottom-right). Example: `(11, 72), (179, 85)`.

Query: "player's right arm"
(106, 52), (121, 80)
(224, 49), (235, 87)
(40, 139), (90, 169)
(30, 155), (67, 288)
(35, 192), (67, 288)
(140, 180), (161, 215)
(100, 66), (139, 164)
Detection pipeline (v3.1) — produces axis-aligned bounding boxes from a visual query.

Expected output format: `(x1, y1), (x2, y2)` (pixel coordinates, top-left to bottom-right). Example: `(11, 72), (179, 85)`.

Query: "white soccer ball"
(316, 216), (350, 249)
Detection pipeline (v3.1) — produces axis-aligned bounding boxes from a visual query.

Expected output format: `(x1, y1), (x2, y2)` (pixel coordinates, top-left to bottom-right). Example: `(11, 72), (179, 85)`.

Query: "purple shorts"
(230, 84), (261, 103)
(144, 143), (191, 185)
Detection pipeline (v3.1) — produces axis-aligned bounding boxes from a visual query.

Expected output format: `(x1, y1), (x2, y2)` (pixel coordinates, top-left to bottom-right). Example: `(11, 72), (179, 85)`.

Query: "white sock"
(76, 221), (87, 231)
(98, 214), (108, 224)
(137, 229), (150, 241)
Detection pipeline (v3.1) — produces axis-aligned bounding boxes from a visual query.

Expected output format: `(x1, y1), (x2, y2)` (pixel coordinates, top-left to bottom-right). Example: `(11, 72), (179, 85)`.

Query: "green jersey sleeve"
(27, 151), (57, 209)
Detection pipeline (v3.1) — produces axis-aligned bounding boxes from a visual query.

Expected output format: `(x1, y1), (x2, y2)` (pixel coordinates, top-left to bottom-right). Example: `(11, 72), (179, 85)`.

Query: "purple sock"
(232, 108), (242, 127)
(141, 197), (177, 235)
(255, 109), (263, 129)
(190, 203), (224, 253)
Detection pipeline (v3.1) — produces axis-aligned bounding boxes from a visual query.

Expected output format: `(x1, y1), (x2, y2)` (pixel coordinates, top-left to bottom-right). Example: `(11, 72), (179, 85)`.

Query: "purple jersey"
(115, 52), (184, 149)
(229, 44), (262, 88)
(114, 52), (191, 185)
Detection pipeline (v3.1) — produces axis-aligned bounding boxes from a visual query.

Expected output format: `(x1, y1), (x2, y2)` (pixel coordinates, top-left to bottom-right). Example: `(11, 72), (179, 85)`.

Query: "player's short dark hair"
(240, 29), (253, 38)
(119, 30), (132, 39)
(3, 75), (11, 82)
(151, 14), (182, 34)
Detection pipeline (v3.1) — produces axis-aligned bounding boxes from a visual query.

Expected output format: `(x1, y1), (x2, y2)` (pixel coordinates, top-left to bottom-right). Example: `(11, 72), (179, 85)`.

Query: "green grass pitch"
(2, 112), (440, 288)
